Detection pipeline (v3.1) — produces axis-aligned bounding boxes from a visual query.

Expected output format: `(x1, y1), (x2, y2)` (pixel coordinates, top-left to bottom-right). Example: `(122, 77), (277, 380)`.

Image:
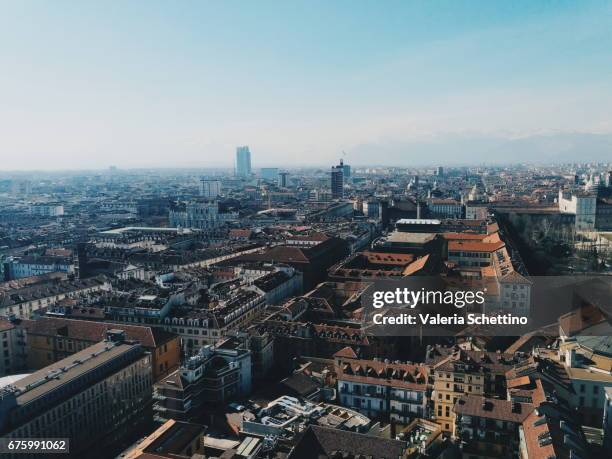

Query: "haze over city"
(1, 1), (612, 170)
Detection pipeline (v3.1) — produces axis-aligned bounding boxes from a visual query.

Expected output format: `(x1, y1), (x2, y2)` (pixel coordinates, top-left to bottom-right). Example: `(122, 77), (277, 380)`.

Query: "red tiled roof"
(22, 317), (174, 348)
(334, 346), (358, 359)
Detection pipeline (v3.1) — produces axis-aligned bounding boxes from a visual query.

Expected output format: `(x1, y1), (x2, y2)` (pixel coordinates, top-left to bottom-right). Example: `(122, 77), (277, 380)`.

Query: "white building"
(426, 199), (463, 218)
(334, 348), (429, 424)
(29, 204), (64, 217)
(558, 189), (597, 232)
(3, 256), (75, 280)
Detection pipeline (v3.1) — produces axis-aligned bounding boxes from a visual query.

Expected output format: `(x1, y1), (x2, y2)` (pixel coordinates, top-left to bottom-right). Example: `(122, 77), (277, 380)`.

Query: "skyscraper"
(342, 162), (351, 179)
(331, 159), (344, 199)
(278, 171), (289, 187)
(236, 146), (252, 177)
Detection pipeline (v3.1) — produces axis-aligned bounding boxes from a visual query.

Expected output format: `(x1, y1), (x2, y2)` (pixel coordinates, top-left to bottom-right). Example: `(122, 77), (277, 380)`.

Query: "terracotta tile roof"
(0, 319), (15, 332)
(336, 357), (429, 391)
(333, 346), (358, 359)
(21, 317), (174, 348)
(454, 395), (533, 423)
(448, 240), (505, 252)
(402, 254), (431, 276)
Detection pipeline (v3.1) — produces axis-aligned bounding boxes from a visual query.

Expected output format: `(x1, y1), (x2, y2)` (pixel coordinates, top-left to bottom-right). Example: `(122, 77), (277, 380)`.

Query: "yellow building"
(431, 348), (518, 432)
(20, 317), (180, 381)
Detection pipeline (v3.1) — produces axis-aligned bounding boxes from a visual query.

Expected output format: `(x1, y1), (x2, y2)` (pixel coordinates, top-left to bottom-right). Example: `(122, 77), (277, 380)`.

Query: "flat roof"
(14, 340), (141, 404)
(396, 219), (441, 225)
(100, 226), (192, 234)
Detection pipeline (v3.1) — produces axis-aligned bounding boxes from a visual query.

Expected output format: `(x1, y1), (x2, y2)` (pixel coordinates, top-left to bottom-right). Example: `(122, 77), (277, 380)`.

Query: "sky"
(1, 1), (612, 170)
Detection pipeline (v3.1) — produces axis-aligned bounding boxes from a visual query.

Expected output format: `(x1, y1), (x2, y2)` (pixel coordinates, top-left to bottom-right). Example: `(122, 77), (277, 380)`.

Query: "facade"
(427, 199), (463, 218)
(153, 342), (251, 422)
(236, 146), (252, 177)
(431, 349), (517, 433)
(168, 201), (220, 230)
(0, 319), (26, 376)
(342, 162), (351, 179)
(199, 179), (221, 198)
(278, 171), (289, 187)
(19, 317), (180, 381)
(331, 160), (344, 199)
(363, 199), (381, 220)
(558, 189), (597, 232)
(252, 268), (303, 305)
(163, 288), (266, 352)
(0, 331), (153, 457)
(0, 276), (111, 318)
(3, 256), (75, 281)
(334, 347), (429, 424)
(557, 338), (612, 426)
(29, 204), (64, 217)
(604, 387), (612, 452)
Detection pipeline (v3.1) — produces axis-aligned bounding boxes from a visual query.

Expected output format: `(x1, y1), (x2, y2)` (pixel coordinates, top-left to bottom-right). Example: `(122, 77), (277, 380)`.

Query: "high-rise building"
(331, 159), (345, 199)
(342, 162), (351, 179)
(436, 166), (444, 176)
(199, 179), (221, 198)
(278, 171), (289, 187)
(236, 146), (252, 177)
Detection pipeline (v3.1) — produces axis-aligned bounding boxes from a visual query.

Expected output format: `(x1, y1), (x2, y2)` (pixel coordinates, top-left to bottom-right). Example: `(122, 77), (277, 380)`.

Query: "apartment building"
(334, 347), (429, 424)
(0, 331), (152, 457)
(431, 348), (518, 432)
(0, 275), (111, 318)
(153, 341), (251, 422)
(2, 255), (75, 281)
(454, 395), (533, 459)
(0, 319), (26, 376)
(19, 317), (180, 381)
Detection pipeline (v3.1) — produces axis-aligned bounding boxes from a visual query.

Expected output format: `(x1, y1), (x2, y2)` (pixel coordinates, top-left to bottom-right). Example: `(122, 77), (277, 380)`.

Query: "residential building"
(454, 395), (533, 459)
(19, 317), (180, 381)
(0, 275), (111, 318)
(121, 419), (206, 459)
(334, 347), (429, 424)
(0, 319), (26, 376)
(153, 341), (251, 422)
(431, 348), (518, 433)
(0, 331), (152, 457)
(2, 255), (75, 281)
(288, 425), (408, 459)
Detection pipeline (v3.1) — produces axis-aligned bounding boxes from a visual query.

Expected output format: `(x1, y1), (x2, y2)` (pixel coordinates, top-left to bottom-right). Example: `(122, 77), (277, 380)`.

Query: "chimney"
(106, 329), (126, 343)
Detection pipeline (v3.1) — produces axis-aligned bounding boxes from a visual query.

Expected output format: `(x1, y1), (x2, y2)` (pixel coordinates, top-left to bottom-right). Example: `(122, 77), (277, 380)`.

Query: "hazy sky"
(1, 1), (612, 170)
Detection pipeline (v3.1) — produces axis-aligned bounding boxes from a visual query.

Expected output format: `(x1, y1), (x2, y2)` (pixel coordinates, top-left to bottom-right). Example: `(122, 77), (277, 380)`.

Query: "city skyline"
(1, 1), (612, 170)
